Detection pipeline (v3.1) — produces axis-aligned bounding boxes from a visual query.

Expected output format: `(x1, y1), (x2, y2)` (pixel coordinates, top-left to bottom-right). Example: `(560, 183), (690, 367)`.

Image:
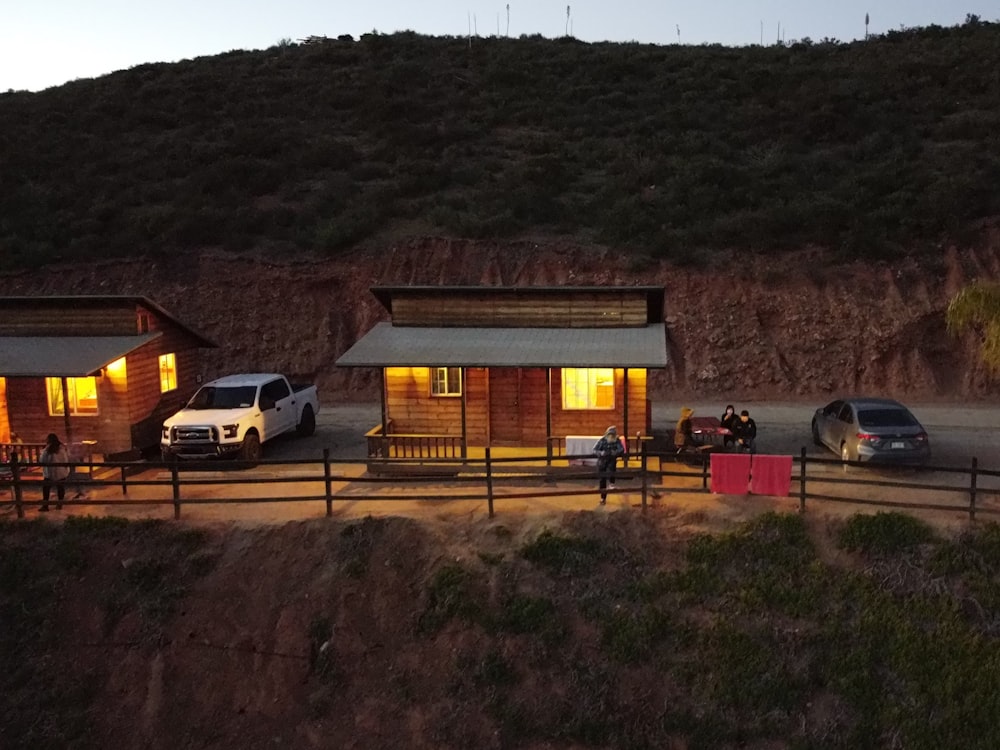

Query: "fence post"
(11, 453), (23, 520)
(970, 456), (978, 522)
(701, 454), (708, 490)
(171, 463), (181, 520)
(640, 443), (648, 513)
(324, 448), (333, 517)
(485, 447), (495, 519)
(799, 447), (807, 513)
(120, 465), (128, 496)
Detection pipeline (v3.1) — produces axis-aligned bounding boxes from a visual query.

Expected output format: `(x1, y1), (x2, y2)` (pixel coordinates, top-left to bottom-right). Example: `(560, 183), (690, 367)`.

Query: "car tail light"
(856, 432), (881, 442)
(915, 432), (928, 442)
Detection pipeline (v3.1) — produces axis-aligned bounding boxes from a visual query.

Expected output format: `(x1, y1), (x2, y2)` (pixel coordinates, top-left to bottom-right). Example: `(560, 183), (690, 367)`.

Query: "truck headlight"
(222, 424), (239, 439)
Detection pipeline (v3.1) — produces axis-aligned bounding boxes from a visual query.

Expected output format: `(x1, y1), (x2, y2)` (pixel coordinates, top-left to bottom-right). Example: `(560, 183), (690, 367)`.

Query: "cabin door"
(488, 368), (522, 444)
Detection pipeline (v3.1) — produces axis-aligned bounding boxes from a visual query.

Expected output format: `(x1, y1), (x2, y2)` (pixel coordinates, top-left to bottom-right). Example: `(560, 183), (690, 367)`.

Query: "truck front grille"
(171, 426), (218, 443)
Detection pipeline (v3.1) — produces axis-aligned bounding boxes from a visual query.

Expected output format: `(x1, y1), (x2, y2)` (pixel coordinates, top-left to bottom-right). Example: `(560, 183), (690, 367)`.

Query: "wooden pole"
(324, 448), (333, 517)
(799, 447), (807, 513)
(60, 376), (73, 444)
(485, 447), (495, 518)
(640, 443), (648, 513)
(970, 456), (978, 522)
(171, 462), (181, 520)
(11, 453), (23, 519)
(460, 369), (467, 459)
(380, 368), (389, 458)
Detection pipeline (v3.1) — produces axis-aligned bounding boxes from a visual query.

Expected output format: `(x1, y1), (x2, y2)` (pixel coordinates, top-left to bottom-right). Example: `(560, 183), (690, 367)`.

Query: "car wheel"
(296, 405), (316, 437)
(811, 420), (822, 447)
(239, 433), (262, 465)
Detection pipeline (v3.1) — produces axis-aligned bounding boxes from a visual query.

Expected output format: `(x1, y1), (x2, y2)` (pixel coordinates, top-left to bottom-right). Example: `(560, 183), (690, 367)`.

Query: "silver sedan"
(811, 397), (931, 465)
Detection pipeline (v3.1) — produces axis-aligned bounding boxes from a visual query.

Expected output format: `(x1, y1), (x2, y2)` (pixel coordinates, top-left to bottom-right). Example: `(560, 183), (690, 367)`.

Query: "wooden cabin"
(336, 286), (669, 459)
(0, 296), (215, 459)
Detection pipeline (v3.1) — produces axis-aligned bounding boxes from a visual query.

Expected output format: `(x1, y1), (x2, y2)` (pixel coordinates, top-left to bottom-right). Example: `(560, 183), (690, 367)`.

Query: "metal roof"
(0, 333), (163, 376)
(335, 323), (669, 368)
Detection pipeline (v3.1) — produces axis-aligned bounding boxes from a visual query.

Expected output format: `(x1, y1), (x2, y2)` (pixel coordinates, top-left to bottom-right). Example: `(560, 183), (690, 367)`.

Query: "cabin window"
(561, 368), (614, 410)
(159, 353), (177, 392)
(430, 367), (462, 397)
(46, 377), (99, 416)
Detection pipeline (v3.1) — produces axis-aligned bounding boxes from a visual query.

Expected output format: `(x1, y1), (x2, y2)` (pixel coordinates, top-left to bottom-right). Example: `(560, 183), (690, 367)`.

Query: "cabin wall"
(390, 292), (649, 327)
(127, 327), (204, 450)
(549, 368), (648, 439)
(5, 376), (132, 457)
(384, 367), (464, 435)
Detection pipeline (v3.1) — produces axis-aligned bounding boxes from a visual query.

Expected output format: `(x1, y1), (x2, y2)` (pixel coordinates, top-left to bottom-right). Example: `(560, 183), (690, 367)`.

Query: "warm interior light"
(106, 357), (127, 375)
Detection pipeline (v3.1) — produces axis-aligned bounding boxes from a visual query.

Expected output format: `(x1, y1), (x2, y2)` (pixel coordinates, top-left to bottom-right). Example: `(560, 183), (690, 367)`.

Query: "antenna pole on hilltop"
(566, 5), (571, 36)
(760, 20), (763, 45)
(506, 4), (510, 37)
(676, 24), (680, 44)
(865, 12), (870, 40)
(467, 11), (472, 49)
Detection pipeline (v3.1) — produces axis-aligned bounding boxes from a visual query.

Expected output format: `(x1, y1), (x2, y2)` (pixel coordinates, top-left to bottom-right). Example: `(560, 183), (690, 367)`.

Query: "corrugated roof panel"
(336, 323), (668, 367)
(0, 333), (163, 376)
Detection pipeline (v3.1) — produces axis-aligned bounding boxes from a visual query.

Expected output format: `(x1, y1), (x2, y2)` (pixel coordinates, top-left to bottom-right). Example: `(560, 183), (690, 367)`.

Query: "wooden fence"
(2, 448), (999, 522)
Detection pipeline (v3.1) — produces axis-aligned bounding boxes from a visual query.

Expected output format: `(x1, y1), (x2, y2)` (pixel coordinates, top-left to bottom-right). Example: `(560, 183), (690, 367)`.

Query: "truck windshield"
(187, 386), (257, 410)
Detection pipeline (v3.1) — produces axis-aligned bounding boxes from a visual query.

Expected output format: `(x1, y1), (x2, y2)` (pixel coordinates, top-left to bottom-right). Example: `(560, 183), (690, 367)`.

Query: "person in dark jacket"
(720, 404), (738, 449)
(593, 426), (625, 505)
(731, 410), (757, 453)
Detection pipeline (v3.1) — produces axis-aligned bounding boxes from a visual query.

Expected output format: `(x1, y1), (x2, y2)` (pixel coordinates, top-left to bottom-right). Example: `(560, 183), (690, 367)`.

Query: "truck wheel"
(239, 433), (262, 465)
(297, 406), (316, 437)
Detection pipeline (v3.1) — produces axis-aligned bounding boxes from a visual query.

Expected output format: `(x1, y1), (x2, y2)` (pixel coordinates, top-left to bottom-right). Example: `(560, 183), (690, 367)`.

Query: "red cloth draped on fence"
(748, 455), (793, 497)
(710, 453), (752, 495)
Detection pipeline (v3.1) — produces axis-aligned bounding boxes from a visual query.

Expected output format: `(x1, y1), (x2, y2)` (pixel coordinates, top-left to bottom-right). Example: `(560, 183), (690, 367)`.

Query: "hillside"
(6, 510), (1000, 749)
(2, 22), (1000, 270)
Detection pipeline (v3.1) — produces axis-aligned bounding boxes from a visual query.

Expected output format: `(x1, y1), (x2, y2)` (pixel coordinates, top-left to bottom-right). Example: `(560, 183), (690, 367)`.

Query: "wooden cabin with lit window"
(0, 296), (216, 459)
(335, 286), (668, 460)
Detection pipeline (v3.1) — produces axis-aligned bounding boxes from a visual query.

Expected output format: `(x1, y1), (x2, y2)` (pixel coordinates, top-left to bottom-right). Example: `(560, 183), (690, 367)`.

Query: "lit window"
(430, 367), (462, 396)
(561, 368), (614, 410)
(159, 353), (177, 392)
(46, 377), (99, 416)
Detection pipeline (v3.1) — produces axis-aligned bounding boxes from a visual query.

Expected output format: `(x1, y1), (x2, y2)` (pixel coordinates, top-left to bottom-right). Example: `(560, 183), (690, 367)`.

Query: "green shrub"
(837, 512), (936, 554)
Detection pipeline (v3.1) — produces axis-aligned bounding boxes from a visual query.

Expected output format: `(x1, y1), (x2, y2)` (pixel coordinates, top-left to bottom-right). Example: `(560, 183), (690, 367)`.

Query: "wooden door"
(489, 368), (522, 444)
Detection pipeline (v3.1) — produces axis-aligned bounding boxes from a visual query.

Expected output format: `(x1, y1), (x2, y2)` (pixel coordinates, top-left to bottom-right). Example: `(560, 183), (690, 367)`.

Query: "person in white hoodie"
(39, 433), (70, 512)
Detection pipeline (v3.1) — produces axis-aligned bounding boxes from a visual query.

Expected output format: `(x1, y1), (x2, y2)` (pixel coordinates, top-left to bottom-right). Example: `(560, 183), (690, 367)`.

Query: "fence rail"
(2, 447), (998, 522)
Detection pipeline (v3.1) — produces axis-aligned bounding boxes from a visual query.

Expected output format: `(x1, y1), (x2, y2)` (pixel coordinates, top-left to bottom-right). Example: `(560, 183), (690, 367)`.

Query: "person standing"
(720, 404), (738, 449)
(731, 410), (757, 454)
(39, 433), (70, 511)
(593, 426), (625, 505)
(674, 407), (696, 451)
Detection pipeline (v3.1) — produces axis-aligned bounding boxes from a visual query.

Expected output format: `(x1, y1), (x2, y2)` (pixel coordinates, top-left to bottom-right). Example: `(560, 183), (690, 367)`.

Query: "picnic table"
(689, 416), (731, 446)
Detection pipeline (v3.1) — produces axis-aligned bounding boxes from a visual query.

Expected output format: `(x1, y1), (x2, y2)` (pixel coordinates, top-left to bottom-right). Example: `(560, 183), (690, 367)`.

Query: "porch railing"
(546, 434), (654, 465)
(365, 424), (466, 460)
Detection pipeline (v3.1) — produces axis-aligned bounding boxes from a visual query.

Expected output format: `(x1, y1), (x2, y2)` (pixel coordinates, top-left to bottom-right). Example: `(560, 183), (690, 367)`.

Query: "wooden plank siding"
(0, 304), (139, 336)
(389, 292), (650, 328)
(5, 375), (131, 456)
(384, 366), (649, 446)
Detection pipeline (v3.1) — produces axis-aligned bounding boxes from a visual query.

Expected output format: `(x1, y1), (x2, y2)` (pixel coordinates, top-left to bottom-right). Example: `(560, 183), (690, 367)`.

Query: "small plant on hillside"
(836, 511), (936, 554)
(519, 529), (603, 575)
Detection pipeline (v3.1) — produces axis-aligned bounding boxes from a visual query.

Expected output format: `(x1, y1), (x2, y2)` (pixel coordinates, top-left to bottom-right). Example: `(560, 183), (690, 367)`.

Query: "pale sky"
(2, 1), (996, 92)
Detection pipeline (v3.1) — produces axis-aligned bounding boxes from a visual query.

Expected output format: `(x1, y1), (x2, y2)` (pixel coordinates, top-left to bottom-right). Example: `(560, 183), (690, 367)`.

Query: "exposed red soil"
(4, 233), (1000, 403)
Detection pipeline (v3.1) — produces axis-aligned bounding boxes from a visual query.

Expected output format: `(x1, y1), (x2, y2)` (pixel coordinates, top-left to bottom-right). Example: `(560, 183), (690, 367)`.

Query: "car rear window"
(857, 408), (918, 428)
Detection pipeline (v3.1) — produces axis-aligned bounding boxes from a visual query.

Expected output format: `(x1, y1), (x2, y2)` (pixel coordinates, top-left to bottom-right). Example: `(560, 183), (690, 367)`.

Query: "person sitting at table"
(719, 404), (738, 450)
(674, 407), (697, 451)
(731, 409), (758, 454)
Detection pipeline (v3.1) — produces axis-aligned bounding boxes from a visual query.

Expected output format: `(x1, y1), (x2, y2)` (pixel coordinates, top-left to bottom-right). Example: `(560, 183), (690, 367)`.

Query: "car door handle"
(276, 407), (282, 411)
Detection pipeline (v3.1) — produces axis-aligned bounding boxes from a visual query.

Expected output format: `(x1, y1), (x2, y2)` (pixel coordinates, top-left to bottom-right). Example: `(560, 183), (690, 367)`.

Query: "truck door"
(259, 378), (295, 440)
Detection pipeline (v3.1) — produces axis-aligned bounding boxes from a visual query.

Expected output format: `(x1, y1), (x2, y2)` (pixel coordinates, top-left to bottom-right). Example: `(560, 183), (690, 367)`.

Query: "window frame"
(46, 376), (99, 417)
(561, 367), (615, 410)
(430, 367), (462, 397)
(159, 353), (178, 393)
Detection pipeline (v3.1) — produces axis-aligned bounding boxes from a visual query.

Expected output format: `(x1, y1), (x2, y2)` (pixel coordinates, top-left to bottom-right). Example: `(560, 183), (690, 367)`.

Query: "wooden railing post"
(324, 448), (333, 517)
(120, 465), (128, 496)
(11, 454), (23, 520)
(701, 454), (709, 490)
(485, 447), (495, 519)
(640, 443), (648, 513)
(970, 456), (978, 522)
(171, 463), (181, 520)
(799, 447), (807, 513)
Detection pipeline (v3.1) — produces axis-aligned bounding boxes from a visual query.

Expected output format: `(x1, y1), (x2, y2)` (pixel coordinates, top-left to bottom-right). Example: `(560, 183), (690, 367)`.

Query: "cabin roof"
(0, 333), (163, 376)
(335, 323), (669, 368)
(0, 295), (217, 347)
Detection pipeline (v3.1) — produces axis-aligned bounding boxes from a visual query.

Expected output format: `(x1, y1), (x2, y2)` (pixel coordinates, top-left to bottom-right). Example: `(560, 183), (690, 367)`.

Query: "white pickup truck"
(161, 373), (319, 462)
